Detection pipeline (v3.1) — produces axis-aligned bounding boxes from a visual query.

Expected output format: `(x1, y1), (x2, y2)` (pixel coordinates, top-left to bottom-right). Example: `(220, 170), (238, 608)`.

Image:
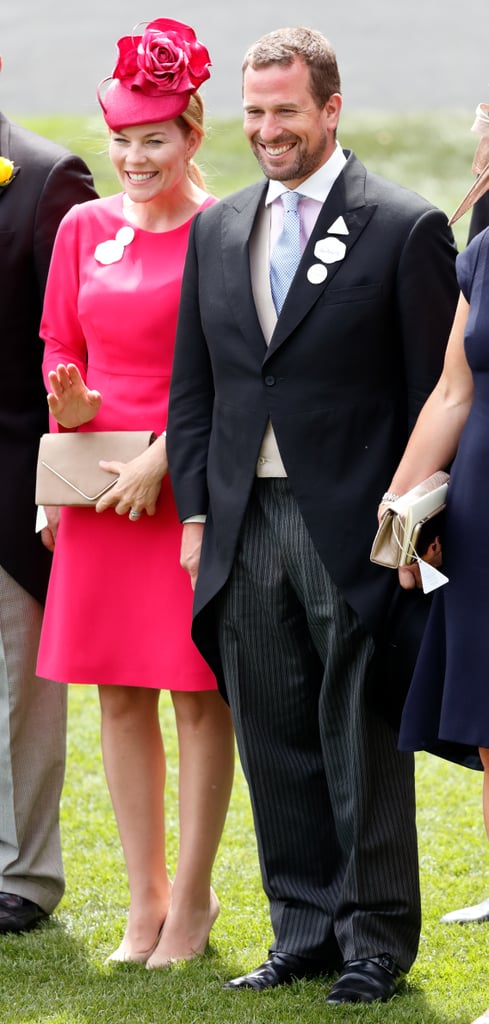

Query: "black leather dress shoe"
(223, 951), (325, 990)
(0, 893), (48, 934)
(325, 954), (404, 1004)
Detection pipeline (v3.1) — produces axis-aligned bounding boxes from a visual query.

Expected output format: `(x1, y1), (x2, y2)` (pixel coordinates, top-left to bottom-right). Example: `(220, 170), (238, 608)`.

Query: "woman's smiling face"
(109, 120), (198, 201)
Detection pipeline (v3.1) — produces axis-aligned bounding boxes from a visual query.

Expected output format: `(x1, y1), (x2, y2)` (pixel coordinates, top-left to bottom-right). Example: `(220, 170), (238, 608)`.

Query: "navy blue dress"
(399, 229), (489, 771)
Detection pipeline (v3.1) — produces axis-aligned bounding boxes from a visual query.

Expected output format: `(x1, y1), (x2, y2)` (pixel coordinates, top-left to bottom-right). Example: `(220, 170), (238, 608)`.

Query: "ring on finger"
(129, 508), (141, 521)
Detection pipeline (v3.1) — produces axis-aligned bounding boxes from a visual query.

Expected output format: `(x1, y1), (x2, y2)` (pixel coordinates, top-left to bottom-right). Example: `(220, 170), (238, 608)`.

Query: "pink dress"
(36, 192), (216, 690)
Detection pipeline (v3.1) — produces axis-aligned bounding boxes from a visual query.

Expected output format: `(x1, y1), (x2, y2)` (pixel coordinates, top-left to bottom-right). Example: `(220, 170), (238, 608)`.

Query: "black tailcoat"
(168, 151), (459, 685)
(0, 112), (96, 602)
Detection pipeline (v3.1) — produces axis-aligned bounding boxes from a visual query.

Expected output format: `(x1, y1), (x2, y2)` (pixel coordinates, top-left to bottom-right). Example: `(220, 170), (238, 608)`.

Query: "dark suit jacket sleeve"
(396, 206), (460, 431)
(33, 152), (96, 298)
(0, 127), (97, 604)
(168, 216), (215, 519)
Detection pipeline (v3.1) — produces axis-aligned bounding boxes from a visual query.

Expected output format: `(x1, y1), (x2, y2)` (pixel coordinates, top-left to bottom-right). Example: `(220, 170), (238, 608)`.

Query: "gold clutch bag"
(35, 430), (156, 506)
(370, 470), (449, 568)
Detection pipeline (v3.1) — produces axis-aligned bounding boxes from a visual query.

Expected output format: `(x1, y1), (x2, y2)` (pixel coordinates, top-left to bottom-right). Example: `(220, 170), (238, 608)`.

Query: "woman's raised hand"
(47, 363), (102, 428)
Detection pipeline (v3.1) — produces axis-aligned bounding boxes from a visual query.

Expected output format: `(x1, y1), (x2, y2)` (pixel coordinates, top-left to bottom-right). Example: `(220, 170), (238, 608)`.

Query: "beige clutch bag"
(35, 430), (156, 506)
(370, 470), (449, 568)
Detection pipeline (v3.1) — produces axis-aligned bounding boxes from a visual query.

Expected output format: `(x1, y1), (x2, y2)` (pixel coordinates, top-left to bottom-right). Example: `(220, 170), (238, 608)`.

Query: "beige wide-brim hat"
(449, 102), (489, 225)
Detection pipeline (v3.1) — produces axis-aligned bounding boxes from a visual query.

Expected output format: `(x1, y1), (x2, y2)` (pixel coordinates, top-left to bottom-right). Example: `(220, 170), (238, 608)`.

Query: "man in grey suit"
(0, 56), (96, 933)
(167, 27), (458, 1002)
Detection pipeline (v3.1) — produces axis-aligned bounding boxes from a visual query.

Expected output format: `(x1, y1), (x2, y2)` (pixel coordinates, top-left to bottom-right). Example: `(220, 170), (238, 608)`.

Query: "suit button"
(264, 375), (276, 386)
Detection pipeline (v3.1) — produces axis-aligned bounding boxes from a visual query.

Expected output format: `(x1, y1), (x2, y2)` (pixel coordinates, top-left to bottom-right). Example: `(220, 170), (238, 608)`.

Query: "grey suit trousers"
(217, 479), (420, 970)
(0, 566), (67, 912)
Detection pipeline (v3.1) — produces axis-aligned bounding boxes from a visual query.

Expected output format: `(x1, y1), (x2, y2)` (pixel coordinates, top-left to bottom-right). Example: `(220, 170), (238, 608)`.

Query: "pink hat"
(98, 18), (211, 130)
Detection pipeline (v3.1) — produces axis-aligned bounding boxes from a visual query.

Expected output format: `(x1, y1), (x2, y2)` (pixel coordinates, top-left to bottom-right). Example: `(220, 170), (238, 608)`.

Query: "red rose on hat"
(114, 18), (211, 96)
(98, 18), (211, 129)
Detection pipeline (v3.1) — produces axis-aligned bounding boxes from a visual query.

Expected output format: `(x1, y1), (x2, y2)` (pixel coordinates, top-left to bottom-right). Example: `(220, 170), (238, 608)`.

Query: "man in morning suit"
(167, 27), (459, 1003)
(0, 56), (96, 932)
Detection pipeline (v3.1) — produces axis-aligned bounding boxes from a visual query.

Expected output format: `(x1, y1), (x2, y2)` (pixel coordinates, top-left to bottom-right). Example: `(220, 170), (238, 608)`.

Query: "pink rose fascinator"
(97, 17), (211, 130)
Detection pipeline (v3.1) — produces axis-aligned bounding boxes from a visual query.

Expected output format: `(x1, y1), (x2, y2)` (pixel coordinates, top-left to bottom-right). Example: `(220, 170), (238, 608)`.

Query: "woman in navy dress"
(379, 110), (489, 1024)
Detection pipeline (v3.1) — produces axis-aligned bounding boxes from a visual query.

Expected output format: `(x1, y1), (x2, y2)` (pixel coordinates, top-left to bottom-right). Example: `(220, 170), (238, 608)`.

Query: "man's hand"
(180, 522), (205, 590)
(41, 506), (61, 552)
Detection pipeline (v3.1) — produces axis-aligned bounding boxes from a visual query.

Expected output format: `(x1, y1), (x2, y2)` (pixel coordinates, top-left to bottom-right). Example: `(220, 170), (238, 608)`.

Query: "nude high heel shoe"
(146, 888), (220, 970)
(105, 926), (163, 965)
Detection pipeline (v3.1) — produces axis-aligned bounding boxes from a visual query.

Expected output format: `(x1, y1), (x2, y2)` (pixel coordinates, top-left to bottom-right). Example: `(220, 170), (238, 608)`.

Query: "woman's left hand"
(95, 433), (168, 517)
(398, 536), (443, 589)
(398, 563), (421, 589)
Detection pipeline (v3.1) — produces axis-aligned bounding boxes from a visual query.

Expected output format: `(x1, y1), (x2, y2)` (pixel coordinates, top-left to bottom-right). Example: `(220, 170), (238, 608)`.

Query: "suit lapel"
(220, 183), (271, 359)
(267, 152), (377, 356)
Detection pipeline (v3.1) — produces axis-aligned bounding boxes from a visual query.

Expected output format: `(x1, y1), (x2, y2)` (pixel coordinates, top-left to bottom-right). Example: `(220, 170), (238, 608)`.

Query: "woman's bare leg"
(99, 684), (171, 961)
(147, 690), (234, 967)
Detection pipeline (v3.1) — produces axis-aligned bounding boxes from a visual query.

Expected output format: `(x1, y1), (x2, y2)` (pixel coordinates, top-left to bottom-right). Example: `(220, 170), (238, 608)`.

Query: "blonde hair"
(178, 92), (206, 188)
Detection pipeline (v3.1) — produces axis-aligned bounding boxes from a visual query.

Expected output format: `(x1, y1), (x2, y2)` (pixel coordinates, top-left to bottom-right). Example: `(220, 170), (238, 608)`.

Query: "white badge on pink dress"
(95, 226), (135, 265)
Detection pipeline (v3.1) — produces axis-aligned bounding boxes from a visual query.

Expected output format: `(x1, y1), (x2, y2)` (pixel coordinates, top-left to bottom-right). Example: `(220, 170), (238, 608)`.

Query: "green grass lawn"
(1, 112), (487, 1022)
(0, 687), (487, 1023)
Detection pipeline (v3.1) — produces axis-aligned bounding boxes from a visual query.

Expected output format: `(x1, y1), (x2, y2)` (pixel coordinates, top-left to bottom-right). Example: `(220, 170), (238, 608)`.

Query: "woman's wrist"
(381, 490), (401, 503)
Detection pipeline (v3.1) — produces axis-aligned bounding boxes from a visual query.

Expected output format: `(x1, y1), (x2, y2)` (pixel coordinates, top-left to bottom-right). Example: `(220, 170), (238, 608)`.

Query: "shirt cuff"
(182, 514), (207, 523)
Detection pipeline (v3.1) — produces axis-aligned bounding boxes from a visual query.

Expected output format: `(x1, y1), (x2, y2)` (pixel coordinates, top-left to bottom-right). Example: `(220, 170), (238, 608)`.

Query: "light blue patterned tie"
(270, 190), (302, 314)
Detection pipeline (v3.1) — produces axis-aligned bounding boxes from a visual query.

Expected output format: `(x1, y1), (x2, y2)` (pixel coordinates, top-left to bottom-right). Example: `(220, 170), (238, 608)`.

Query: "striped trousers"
(217, 479), (420, 969)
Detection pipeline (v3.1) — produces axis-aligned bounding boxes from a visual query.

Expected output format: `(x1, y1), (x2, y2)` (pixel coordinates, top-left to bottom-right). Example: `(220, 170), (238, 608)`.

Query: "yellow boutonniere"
(0, 157), (15, 186)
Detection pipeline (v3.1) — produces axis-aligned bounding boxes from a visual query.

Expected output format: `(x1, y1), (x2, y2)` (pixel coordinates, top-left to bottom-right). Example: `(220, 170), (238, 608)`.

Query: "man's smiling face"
(243, 56), (341, 188)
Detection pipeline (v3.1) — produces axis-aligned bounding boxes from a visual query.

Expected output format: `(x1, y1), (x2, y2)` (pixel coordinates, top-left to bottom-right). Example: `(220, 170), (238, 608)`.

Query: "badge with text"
(314, 236), (347, 265)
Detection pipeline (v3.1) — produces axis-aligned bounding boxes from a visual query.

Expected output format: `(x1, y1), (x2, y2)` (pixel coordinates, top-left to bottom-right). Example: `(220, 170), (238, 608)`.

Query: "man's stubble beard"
(250, 129), (329, 182)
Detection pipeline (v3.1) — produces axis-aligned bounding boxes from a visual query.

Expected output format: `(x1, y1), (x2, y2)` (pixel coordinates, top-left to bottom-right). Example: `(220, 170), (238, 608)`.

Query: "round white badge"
(116, 226), (135, 246)
(307, 263), (328, 285)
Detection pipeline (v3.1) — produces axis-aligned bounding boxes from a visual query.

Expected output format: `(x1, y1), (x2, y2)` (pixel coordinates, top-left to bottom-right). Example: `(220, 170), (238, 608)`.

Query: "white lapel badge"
(307, 217), (348, 286)
(95, 225), (135, 265)
(314, 236), (347, 264)
(307, 264), (328, 284)
(327, 215), (349, 235)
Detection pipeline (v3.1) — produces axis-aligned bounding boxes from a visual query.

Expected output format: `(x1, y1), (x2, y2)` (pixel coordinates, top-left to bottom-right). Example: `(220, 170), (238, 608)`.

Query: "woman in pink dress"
(37, 19), (234, 967)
